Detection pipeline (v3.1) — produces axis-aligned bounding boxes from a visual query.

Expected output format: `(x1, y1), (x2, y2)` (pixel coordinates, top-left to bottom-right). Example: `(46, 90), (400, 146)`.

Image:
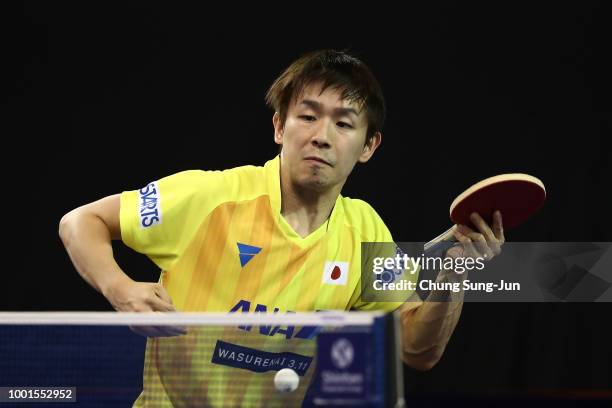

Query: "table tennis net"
(0, 312), (405, 407)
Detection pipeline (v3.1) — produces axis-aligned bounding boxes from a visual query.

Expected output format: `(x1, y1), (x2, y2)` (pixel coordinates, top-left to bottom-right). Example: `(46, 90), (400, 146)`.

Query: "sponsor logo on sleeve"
(139, 182), (161, 228)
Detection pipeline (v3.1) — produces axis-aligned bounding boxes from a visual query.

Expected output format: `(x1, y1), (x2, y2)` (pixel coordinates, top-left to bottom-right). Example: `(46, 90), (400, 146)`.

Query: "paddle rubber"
(450, 174), (546, 230)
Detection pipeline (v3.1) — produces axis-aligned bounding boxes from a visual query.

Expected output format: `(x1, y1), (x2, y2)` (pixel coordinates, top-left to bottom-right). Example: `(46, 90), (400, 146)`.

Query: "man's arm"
(58, 194), (176, 314)
(400, 268), (465, 371)
(400, 211), (504, 370)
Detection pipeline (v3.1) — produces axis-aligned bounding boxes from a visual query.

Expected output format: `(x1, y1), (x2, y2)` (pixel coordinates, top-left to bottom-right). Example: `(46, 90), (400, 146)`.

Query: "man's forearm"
(400, 268), (466, 370)
(59, 210), (129, 296)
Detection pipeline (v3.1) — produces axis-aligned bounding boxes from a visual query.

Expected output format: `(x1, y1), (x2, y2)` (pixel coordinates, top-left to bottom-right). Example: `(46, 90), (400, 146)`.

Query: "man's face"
(273, 82), (381, 192)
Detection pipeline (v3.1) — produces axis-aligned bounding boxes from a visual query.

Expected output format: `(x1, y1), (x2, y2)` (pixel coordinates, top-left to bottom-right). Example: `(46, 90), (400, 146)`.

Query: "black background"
(9, 1), (612, 403)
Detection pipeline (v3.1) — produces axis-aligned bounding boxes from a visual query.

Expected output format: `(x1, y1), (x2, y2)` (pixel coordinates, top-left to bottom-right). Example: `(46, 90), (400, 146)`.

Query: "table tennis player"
(59, 49), (504, 407)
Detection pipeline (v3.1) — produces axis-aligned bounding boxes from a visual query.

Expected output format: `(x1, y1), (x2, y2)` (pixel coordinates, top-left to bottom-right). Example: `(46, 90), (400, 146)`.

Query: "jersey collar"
(264, 155), (344, 247)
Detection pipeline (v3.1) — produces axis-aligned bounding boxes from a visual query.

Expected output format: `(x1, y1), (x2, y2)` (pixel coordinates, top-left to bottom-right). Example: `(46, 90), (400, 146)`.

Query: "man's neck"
(279, 175), (341, 239)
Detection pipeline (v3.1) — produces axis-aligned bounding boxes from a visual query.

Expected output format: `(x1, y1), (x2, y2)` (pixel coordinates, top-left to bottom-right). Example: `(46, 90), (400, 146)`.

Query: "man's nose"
(310, 120), (333, 148)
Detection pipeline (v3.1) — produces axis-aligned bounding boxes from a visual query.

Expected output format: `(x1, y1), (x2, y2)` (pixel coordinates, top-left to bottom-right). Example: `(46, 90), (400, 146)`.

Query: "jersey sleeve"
(349, 201), (423, 313)
(119, 169), (227, 270)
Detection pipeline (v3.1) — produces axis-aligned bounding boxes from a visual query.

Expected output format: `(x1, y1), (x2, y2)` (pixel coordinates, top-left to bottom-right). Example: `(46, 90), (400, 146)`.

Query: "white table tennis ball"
(274, 368), (299, 392)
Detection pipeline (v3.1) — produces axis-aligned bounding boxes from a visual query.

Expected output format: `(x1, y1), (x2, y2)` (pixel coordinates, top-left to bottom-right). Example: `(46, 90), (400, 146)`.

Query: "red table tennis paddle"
(424, 173), (546, 256)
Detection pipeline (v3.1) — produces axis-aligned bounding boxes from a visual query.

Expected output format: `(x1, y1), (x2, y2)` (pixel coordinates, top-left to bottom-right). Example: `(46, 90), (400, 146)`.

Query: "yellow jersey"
(120, 155), (419, 407)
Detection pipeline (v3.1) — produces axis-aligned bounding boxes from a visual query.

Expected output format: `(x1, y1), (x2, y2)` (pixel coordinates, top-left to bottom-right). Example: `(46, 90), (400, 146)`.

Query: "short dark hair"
(265, 50), (386, 142)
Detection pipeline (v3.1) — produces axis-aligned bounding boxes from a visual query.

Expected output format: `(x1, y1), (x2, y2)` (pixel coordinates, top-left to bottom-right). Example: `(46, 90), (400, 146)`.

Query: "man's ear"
(358, 131), (382, 163)
(273, 112), (283, 146)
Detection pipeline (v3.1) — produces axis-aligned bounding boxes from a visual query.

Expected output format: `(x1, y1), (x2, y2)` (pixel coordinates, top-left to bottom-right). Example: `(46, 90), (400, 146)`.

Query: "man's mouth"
(304, 156), (332, 166)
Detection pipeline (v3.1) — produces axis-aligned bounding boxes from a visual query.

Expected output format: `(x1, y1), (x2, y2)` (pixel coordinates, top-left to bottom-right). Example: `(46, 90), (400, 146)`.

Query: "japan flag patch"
(321, 261), (349, 286)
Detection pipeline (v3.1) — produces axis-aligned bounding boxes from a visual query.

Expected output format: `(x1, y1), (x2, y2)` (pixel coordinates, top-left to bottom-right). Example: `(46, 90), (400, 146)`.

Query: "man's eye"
(337, 121), (353, 129)
(299, 115), (316, 122)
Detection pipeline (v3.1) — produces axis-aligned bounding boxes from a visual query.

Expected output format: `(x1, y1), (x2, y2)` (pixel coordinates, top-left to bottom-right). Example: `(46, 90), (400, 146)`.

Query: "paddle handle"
(424, 226), (457, 258)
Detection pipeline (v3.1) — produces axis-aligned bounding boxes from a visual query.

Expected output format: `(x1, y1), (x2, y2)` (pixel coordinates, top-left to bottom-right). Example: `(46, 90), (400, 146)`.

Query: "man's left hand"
(446, 210), (505, 261)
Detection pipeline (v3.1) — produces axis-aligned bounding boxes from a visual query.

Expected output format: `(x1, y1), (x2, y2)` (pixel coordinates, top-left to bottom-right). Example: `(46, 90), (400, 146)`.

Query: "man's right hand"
(104, 276), (187, 337)
(59, 195), (186, 337)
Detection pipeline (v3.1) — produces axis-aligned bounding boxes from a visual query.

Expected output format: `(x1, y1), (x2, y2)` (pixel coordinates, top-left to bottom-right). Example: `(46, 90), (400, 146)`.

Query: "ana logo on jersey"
(321, 261), (349, 286)
(229, 299), (322, 340)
